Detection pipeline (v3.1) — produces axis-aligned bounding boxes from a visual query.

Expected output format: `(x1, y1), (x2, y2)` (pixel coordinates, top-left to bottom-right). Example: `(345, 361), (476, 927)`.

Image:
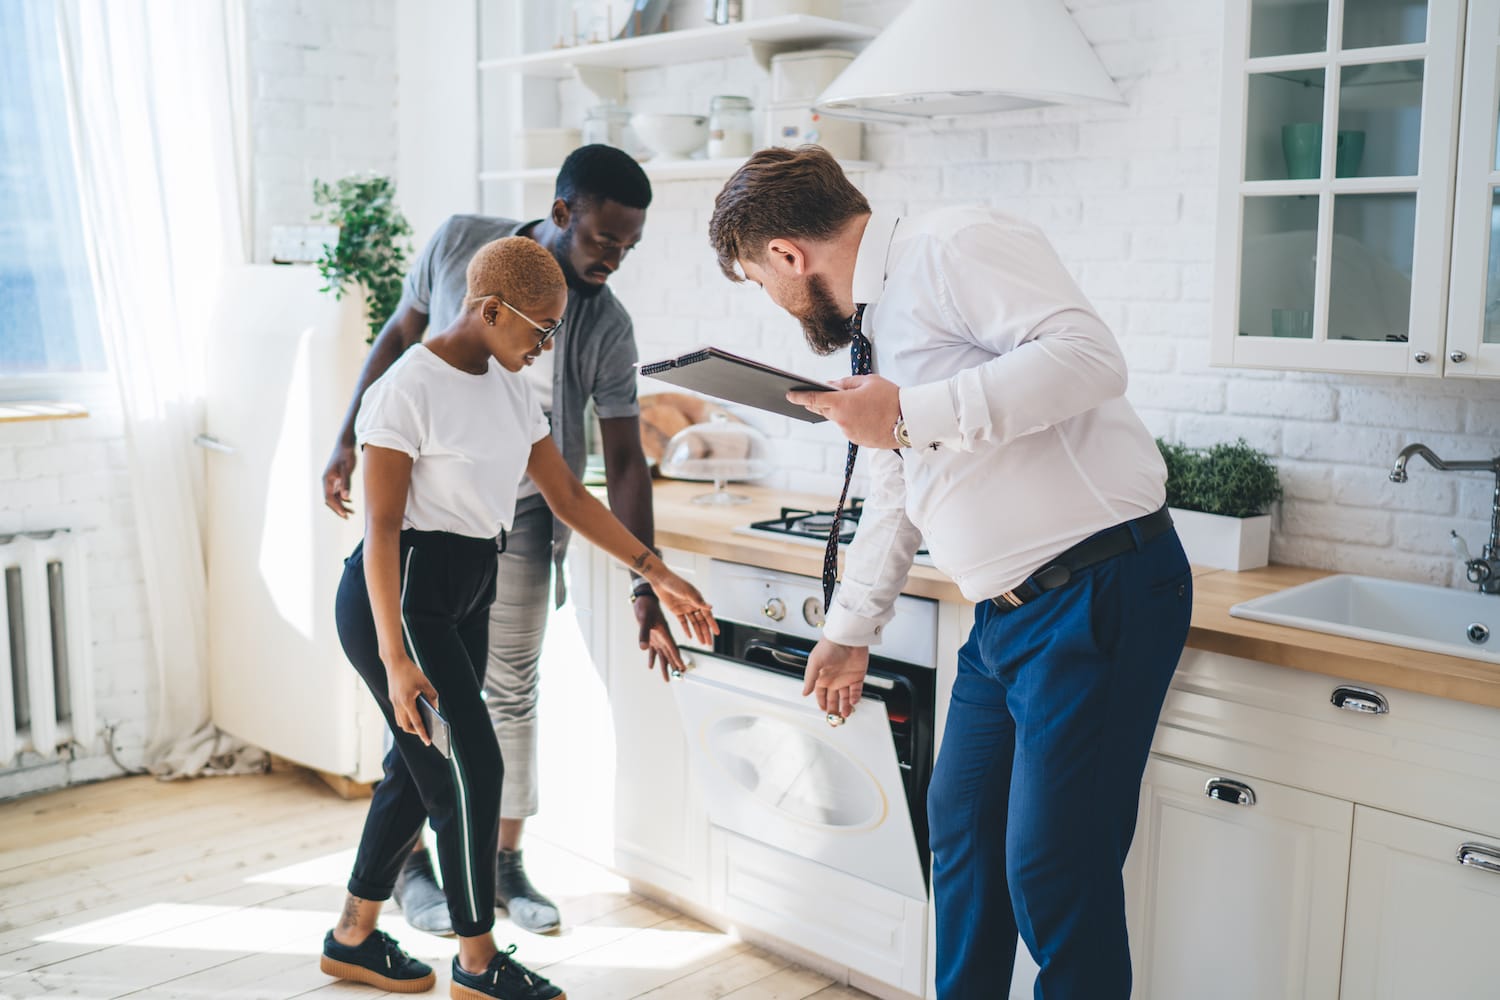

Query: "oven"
(671, 559), (937, 901)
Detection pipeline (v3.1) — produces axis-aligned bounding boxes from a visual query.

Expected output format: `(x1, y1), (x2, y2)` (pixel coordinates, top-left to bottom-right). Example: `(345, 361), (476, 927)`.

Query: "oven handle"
(745, 639), (808, 670)
(743, 639), (894, 690)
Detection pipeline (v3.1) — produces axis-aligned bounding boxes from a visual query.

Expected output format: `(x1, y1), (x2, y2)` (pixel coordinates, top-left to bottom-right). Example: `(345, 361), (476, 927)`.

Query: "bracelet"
(629, 579), (656, 604)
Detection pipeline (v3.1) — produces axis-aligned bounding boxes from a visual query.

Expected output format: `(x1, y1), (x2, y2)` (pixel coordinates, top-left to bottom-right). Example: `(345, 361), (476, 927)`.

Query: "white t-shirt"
(356, 345), (551, 539)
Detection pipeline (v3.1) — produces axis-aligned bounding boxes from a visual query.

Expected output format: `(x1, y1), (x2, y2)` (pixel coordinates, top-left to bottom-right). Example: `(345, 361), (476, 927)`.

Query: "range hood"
(814, 0), (1124, 123)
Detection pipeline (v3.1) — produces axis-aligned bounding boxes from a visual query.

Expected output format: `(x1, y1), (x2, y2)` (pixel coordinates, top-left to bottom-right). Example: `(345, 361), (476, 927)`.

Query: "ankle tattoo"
(338, 894), (363, 931)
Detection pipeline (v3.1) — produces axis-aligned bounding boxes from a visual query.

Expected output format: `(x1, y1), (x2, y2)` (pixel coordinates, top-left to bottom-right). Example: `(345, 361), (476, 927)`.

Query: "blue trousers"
(929, 524), (1192, 999)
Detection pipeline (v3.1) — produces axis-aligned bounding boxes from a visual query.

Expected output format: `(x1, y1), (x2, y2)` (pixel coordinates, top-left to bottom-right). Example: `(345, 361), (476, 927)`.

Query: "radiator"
(0, 531), (95, 766)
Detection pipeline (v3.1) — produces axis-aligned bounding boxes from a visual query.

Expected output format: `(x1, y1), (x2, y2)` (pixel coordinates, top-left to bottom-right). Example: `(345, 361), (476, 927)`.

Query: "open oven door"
(670, 650), (926, 900)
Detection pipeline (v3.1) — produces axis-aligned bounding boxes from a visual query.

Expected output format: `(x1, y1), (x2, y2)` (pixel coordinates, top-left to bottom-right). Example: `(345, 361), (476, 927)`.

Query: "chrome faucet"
(1389, 444), (1500, 594)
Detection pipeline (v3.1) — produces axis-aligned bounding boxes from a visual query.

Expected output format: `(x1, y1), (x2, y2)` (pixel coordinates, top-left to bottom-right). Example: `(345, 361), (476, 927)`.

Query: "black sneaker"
(320, 928), (436, 993)
(450, 945), (564, 1000)
(396, 847), (454, 935)
(495, 849), (560, 934)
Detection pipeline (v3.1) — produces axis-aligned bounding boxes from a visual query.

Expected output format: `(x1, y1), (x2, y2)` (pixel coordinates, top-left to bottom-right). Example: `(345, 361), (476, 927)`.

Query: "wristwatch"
(628, 579), (655, 605)
(892, 413), (912, 448)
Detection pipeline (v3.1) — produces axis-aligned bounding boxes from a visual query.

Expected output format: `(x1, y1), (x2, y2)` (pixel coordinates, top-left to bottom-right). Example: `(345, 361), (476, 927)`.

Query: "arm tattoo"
(630, 551), (652, 572)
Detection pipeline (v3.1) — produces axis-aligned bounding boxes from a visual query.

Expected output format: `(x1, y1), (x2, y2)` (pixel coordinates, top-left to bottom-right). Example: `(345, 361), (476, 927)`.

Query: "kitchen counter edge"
(645, 481), (1500, 710)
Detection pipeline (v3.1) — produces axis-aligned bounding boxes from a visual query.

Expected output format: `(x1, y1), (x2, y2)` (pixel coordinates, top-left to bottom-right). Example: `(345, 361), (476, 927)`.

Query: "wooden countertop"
(649, 480), (1500, 710)
(650, 480), (966, 603)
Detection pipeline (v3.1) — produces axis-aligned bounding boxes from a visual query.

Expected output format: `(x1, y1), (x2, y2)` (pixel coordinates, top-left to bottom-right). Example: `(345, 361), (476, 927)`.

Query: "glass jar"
(708, 96), (754, 159)
(582, 103), (638, 157)
(706, 0), (744, 23)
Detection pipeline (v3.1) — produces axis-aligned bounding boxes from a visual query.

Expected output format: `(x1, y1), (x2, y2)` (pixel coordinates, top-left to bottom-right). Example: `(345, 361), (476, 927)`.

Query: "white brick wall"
(239, 0), (1499, 611)
(588, 0), (1500, 591)
(0, 381), (153, 800)
(249, 0), (398, 262)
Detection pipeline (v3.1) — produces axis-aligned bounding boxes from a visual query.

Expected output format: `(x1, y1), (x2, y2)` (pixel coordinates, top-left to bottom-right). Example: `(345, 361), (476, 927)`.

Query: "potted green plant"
(312, 173), (412, 344)
(1157, 437), (1283, 570)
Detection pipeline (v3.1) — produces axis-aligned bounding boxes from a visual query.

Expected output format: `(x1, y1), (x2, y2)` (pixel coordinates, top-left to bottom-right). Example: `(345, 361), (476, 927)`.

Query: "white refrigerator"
(201, 265), (385, 781)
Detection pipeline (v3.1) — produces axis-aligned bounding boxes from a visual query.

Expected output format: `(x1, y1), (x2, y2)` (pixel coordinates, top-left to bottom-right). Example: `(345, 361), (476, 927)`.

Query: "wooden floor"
(0, 769), (874, 999)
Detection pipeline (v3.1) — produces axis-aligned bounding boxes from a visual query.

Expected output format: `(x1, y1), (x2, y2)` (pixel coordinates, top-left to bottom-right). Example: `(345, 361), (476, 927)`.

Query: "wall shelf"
(478, 14), (876, 102)
(479, 15), (875, 75)
(480, 157), (877, 185)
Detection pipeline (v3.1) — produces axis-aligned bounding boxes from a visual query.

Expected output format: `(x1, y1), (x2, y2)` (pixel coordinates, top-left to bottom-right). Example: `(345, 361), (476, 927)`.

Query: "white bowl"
(630, 113), (708, 161)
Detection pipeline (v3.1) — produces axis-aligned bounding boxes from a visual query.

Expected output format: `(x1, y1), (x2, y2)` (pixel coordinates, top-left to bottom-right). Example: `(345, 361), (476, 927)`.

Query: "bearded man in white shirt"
(709, 145), (1193, 1000)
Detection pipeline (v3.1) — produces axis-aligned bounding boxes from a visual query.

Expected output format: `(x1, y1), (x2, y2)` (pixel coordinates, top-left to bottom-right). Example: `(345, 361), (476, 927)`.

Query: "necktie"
(822, 305), (870, 613)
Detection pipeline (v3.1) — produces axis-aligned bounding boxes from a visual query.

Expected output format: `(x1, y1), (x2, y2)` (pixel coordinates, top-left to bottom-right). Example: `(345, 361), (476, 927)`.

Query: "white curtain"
(54, 0), (251, 763)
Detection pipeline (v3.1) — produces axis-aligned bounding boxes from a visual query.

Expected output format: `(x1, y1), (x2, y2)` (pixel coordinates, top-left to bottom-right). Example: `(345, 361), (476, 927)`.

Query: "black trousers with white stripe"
(335, 529), (501, 938)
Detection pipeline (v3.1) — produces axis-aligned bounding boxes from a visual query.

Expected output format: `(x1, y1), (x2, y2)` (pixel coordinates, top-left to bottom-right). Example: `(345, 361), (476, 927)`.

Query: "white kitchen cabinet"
(1211, 0), (1499, 377)
(1340, 806), (1500, 999)
(599, 547), (712, 907)
(1123, 755), (1352, 1000)
(1136, 648), (1500, 1000)
(1442, 0), (1500, 376)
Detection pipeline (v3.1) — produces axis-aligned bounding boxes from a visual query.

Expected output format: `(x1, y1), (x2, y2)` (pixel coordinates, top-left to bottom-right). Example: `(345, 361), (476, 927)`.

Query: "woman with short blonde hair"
(321, 237), (717, 1000)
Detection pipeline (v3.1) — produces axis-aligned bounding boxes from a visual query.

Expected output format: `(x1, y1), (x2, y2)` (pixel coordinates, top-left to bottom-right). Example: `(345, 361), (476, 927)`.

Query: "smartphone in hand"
(416, 694), (452, 759)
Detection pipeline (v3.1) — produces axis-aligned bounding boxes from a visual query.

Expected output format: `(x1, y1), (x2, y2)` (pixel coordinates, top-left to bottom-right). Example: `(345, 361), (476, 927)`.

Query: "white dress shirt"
(821, 208), (1167, 648)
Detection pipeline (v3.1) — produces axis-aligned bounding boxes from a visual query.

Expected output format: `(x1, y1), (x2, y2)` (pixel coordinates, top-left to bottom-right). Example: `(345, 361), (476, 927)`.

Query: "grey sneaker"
(495, 849), (560, 934)
(394, 847), (453, 935)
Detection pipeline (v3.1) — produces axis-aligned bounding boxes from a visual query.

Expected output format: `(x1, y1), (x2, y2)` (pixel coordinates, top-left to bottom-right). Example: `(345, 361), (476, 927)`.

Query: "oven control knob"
(763, 597), (787, 622)
(802, 597), (825, 627)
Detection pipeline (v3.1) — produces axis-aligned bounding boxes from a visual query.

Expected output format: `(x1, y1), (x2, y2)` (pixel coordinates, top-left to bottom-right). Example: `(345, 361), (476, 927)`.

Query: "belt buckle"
(996, 589), (1024, 608)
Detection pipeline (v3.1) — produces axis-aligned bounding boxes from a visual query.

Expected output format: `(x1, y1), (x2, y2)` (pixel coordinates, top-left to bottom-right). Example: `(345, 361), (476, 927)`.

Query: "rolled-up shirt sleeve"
(355, 378), (423, 459)
(822, 446), (924, 647)
(400, 217), (453, 316)
(591, 315), (642, 419)
(897, 222), (1129, 453)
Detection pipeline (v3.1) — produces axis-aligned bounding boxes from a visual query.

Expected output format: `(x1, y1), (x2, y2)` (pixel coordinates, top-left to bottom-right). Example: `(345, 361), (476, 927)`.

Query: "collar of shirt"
(851, 211), (901, 307)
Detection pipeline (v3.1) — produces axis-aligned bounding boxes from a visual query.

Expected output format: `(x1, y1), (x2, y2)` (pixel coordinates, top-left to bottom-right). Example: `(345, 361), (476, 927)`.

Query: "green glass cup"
(1271, 307), (1314, 339)
(1336, 130), (1365, 177)
(1282, 122), (1322, 179)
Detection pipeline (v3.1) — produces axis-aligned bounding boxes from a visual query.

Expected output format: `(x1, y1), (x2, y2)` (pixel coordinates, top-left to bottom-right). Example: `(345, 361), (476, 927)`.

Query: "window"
(0, 0), (103, 377)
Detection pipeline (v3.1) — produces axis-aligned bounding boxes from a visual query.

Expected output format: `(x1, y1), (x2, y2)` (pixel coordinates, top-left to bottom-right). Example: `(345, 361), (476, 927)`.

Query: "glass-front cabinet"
(1213, 0), (1489, 377)
(1446, 0), (1500, 376)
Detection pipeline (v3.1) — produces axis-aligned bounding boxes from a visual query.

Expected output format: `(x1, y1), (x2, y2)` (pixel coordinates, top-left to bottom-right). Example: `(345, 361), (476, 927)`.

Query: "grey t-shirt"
(399, 214), (641, 572)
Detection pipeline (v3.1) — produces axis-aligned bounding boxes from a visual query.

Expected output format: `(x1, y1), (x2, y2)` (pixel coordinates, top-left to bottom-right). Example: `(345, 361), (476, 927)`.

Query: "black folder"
(638, 347), (835, 423)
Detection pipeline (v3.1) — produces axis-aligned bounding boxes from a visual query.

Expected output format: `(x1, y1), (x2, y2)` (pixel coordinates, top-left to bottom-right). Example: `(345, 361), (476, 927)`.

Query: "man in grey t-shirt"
(322, 146), (680, 935)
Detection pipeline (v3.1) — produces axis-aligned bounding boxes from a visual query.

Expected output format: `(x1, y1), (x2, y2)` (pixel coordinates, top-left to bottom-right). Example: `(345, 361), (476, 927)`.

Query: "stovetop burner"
(744, 499), (929, 560)
(749, 499), (865, 542)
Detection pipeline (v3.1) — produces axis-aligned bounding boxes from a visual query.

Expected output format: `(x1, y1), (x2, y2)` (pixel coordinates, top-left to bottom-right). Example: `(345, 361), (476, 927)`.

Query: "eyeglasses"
(501, 300), (563, 347)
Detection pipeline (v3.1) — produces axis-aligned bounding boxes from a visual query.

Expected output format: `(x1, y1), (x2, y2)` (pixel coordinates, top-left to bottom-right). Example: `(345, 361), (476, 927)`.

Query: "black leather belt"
(989, 506), (1174, 613)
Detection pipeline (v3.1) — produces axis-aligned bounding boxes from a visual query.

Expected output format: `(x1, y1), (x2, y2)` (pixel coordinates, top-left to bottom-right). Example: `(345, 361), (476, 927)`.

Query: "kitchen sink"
(1230, 574), (1499, 663)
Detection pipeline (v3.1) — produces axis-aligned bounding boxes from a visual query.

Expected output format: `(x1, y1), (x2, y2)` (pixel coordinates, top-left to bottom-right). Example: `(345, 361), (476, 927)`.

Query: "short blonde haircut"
(465, 236), (566, 313)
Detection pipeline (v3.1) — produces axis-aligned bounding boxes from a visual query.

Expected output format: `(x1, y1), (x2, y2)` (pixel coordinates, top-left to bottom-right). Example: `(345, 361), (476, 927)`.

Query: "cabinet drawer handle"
(1205, 778), (1256, 807)
(1331, 686), (1389, 715)
(1456, 843), (1500, 875)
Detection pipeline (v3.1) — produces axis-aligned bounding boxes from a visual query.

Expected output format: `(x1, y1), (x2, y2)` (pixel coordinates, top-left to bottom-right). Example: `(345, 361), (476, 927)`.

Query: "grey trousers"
(485, 500), (553, 820)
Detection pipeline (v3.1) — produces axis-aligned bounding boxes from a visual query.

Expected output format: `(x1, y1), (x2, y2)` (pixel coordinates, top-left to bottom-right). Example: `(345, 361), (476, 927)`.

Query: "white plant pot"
(1168, 508), (1271, 571)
